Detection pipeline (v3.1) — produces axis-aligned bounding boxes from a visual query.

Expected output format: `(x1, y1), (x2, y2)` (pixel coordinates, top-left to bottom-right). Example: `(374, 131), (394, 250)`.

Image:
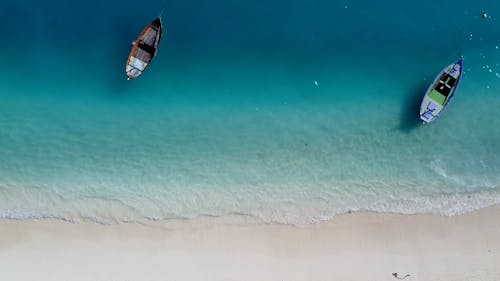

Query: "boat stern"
(420, 112), (434, 123)
(419, 97), (441, 123)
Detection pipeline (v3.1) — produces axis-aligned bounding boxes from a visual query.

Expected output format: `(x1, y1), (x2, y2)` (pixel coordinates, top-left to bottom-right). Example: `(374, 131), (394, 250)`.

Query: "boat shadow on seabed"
(104, 19), (140, 96)
(398, 81), (429, 133)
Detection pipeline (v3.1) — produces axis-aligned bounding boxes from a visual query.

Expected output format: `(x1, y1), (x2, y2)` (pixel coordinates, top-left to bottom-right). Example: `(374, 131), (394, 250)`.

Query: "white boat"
(420, 59), (463, 123)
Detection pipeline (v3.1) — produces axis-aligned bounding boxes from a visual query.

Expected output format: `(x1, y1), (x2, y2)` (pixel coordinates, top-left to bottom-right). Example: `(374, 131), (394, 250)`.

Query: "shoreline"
(1, 205), (500, 281)
(2, 199), (500, 228)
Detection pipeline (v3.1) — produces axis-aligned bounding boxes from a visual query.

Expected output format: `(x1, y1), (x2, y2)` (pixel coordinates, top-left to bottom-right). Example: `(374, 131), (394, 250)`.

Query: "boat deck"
(428, 89), (446, 105)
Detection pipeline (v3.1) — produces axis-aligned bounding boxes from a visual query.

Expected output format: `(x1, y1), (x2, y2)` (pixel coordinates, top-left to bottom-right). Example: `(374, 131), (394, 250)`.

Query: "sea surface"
(0, 0), (499, 224)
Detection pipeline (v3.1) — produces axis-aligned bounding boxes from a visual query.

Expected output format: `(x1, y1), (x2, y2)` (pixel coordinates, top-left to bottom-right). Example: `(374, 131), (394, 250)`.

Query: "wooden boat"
(419, 58), (463, 123)
(126, 17), (163, 80)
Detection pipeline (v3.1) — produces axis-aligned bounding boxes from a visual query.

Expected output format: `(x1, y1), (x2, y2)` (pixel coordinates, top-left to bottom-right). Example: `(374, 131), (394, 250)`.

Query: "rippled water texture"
(0, 1), (499, 224)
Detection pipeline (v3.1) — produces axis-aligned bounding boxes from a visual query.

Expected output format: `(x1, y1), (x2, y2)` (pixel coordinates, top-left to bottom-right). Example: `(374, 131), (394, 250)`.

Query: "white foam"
(2, 181), (500, 226)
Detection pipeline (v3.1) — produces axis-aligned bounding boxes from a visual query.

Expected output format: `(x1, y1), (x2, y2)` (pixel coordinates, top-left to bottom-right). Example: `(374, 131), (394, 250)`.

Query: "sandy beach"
(0, 206), (499, 281)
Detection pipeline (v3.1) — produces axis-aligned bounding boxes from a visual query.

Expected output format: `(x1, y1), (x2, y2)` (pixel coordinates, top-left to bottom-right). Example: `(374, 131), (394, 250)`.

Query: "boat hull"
(126, 18), (163, 80)
(419, 59), (463, 123)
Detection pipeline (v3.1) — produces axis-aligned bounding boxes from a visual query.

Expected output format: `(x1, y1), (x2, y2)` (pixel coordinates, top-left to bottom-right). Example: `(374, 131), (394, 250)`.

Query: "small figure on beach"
(392, 272), (411, 279)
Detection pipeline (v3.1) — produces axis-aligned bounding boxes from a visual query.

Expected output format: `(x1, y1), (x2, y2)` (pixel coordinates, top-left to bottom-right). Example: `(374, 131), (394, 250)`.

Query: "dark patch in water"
(104, 18), (140, 97)
(398, 82), (428, 133)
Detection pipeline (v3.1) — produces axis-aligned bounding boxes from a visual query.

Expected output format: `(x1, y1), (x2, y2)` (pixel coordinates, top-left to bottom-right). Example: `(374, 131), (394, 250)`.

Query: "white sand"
(1, 206), (500, 281)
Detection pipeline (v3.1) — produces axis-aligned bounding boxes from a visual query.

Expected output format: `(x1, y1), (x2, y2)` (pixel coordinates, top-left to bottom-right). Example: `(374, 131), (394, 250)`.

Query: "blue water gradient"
(0, 0), (499, 224)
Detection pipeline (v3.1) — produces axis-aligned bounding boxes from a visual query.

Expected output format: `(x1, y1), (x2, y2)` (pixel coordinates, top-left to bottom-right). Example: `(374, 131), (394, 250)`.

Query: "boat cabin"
(434, 73), (457, 97)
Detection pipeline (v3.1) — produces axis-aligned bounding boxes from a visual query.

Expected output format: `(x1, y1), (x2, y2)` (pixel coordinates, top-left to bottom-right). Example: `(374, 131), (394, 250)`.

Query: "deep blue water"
(0, 0), (499, 224)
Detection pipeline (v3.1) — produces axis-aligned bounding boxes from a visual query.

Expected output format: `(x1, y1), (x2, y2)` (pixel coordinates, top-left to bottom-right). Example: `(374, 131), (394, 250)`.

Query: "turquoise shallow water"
(0, 1), (499, 224)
